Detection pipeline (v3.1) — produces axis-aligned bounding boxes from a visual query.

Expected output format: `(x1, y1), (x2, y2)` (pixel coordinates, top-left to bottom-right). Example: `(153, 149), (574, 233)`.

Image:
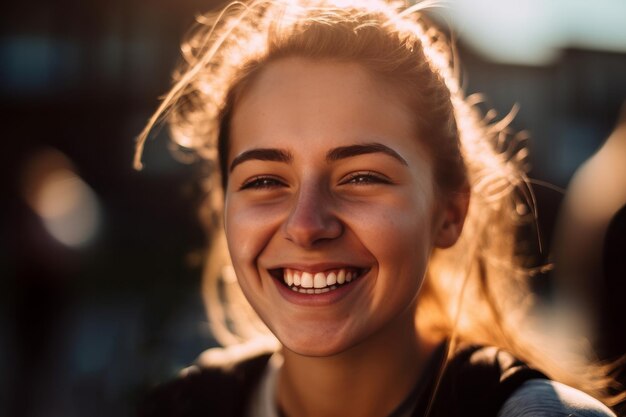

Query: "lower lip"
(272, 272), (368, 306)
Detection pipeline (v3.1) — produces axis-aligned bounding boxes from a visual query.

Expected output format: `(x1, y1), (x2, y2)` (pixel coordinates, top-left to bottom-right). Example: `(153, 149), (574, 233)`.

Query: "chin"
(282, 341), (350, 357)
(276, 327), (365, 358)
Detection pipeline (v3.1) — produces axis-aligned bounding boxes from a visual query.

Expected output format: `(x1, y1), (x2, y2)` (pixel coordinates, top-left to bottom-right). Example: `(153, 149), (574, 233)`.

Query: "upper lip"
(264, 262), (369, 274)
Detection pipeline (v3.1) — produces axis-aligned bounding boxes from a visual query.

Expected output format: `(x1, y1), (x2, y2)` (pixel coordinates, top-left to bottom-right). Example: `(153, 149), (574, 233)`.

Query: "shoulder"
(137, 342), (275, 417)
(432, 345), (547, 415)
(430, 344), (616, 417)
(444, 345), (546, 406)
(498, 379), (617, 417)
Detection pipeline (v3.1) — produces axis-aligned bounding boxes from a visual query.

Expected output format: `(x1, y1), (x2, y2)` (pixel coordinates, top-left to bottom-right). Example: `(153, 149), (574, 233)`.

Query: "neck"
(276, 306), (440, 417)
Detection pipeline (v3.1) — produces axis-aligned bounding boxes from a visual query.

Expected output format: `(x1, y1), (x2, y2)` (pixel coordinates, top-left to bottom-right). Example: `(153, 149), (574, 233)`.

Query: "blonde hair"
(135, 0), (622, 408)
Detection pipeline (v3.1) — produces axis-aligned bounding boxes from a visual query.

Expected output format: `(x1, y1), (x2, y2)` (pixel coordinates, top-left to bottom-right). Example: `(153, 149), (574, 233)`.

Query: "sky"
(440, 0), (626, 65)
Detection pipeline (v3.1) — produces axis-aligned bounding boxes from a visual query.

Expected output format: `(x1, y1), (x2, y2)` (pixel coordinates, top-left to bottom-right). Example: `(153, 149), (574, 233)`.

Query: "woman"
(135, 1), (622, 416)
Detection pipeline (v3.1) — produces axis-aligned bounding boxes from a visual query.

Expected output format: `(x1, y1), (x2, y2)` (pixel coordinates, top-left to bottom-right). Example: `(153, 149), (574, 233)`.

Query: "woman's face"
(224, 58), (462, 356)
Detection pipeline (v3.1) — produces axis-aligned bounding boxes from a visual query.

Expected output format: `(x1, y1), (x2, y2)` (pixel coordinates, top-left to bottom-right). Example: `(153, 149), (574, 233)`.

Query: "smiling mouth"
(269, 267), (367, 294)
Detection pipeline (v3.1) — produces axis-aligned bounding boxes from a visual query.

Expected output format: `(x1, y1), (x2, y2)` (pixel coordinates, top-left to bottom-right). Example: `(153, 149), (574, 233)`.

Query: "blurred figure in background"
(552, 102), (626, 407)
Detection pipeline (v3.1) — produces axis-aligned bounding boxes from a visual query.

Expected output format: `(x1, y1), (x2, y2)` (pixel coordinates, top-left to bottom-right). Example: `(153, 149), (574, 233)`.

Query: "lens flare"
(21, 149), (102, 248)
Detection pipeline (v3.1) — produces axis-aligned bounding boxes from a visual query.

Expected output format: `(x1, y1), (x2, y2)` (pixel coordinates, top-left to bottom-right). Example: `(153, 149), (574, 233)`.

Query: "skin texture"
(224, 57), (467, 417)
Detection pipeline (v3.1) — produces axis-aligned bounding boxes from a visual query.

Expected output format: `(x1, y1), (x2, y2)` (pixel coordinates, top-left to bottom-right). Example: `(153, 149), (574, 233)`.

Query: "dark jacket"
(138, 343), (546, 417)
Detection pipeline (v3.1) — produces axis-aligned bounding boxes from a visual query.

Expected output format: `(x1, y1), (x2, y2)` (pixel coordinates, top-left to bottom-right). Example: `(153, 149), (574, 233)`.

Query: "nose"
(282, 183), (343, 248)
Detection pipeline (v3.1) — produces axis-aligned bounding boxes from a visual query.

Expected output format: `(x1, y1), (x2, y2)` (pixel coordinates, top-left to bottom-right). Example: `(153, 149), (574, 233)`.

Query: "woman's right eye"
(239, 176), (286, 190)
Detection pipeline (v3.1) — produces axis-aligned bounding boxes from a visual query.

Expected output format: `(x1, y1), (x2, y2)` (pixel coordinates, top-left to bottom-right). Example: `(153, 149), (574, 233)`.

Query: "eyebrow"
(229, 141), (407, 172)
(326, 143), (408, 166)
(229, 148), (293, 172)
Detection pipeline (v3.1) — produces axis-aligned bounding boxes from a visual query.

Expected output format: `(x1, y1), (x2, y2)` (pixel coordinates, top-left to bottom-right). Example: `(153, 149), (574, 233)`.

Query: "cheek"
(350, 198), (433, 293)
(380, 214), (431, 278)
(352, 196), (433, 254)
(224, 198), (282, 266)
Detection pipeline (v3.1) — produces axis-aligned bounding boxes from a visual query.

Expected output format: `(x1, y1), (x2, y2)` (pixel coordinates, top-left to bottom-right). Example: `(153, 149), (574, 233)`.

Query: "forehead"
(229, 57), (424, 162)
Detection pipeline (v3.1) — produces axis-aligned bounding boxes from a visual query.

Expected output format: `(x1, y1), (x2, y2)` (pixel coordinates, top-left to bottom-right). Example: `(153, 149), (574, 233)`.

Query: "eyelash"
(239, 171), (391, 191)
(239, 176), (286, 190)
(340, 171), (391, 186)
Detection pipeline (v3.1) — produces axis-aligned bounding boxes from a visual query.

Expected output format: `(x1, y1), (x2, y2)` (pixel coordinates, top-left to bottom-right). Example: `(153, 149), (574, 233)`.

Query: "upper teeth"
(284, 268), (357, 290)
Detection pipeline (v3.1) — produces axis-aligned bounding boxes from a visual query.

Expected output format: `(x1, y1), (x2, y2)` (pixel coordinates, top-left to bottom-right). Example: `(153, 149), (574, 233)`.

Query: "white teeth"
(281, 268), (364, 294)
(337, 269), (346, 284)
(301, 272), (313, 288)
(313, 272), (326, 288)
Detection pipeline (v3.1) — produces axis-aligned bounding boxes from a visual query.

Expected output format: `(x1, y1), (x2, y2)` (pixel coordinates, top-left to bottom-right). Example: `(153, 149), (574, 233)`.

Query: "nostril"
(280, 183), (345, 247)
(283, 218), (343, 246)
(282, 197), (343, 246)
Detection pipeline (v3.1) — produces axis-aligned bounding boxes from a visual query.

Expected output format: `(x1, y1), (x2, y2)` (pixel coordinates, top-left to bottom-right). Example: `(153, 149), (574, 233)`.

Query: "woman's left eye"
(340, 171), (391, 186)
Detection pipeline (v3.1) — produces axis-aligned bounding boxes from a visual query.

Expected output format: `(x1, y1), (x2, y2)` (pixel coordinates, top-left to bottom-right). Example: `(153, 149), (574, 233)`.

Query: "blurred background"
(2, 0), (625, 416)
